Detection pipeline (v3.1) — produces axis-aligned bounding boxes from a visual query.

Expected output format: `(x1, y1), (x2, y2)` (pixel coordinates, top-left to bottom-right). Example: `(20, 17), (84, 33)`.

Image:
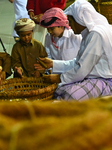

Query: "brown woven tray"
(91, 0), (112, 24)
(0, 77), (58, 101)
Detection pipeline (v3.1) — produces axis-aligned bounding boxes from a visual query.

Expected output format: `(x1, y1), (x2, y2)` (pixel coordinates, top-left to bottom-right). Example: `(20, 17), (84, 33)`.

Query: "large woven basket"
(0, 77), (58, 101)
(91, 0), (112, 24)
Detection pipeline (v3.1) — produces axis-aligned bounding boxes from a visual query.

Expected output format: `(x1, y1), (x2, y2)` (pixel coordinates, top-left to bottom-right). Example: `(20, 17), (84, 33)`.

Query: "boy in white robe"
(40, 7), (82, 61)
(9, 0), (30, 42)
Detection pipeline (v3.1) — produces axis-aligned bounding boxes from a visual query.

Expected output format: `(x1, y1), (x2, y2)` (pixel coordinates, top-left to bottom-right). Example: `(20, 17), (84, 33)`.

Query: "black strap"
(40, 17), (58, 27)
(0, 38), (6, 53)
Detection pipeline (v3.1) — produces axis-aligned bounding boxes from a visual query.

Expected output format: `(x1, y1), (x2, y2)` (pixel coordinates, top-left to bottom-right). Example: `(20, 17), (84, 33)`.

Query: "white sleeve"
(52, 58), (77, 73)
(60, 32), (103, 85)
(53, 32), (103, 85)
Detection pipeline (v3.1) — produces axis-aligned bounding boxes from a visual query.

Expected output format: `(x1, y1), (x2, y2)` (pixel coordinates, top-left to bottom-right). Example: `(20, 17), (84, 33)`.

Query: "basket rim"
(1, 77), (44, 85)
(0, 77), (58, 99)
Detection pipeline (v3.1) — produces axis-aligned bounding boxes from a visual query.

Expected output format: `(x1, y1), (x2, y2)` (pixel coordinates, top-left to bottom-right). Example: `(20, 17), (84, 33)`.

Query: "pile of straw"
(0, 96), (112, 150)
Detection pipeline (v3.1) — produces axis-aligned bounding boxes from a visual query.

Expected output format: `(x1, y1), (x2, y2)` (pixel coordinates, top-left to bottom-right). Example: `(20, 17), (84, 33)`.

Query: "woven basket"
(91, 0), (112, 24)
(0, 77), (58, 101)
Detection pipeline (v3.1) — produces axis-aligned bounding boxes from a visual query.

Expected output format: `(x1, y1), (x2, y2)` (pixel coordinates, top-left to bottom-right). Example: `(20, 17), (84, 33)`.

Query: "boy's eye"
(27, 33), (31, 36)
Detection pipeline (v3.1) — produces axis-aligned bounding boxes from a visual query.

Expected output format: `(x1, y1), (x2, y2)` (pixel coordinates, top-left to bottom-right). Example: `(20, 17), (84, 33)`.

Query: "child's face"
(18, 30), (33, 44)
(47, 27), (64, 38)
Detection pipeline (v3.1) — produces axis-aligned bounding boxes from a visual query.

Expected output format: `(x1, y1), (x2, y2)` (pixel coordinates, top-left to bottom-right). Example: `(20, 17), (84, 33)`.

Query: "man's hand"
(42, 74), (61, 84)
(32, 14), (43, 24)
(32, 70), (41, 78)
(9, 0), (14, 3)
(15, 67), (23, 78)
(34, 57), (53, 70)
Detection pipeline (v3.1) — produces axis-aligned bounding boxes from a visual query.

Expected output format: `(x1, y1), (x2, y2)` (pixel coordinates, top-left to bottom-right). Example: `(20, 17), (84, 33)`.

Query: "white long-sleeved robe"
(52, 28), (112, 86)
(45, 28), (82, 60)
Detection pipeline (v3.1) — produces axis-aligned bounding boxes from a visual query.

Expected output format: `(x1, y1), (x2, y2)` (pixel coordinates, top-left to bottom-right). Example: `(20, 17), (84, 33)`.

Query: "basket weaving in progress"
(0, 77), (58, 101)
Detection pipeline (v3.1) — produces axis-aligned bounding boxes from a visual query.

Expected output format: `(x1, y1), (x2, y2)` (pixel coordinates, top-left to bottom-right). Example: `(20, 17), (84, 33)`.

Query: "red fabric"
(27, 0), (42, 15)
(51, 36), (59, 49)
(40, 7), (70, 29)
(27, 0), (66, 15)
(39, 0), (67, 13)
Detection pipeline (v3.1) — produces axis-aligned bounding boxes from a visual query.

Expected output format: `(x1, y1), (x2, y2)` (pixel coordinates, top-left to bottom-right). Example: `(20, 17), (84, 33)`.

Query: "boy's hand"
(1, 71), (6, 80)
(15, 67), (23, 78)
(42, 74), (61, 84)
(0, 70), (6, 84)
(32, 70), (41, 78)
(34, 57), (53, 70)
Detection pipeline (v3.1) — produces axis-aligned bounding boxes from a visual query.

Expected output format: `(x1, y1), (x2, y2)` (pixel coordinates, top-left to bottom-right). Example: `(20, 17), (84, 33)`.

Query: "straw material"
(0, 77), (58, 101)
(0, 97), (112, 150)
(91, 0), (112, 24)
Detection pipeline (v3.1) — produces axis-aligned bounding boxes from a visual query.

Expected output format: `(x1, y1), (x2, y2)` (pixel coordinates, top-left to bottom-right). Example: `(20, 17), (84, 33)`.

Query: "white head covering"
(14, 18), (35, 32)
(64, 0), (112, 70)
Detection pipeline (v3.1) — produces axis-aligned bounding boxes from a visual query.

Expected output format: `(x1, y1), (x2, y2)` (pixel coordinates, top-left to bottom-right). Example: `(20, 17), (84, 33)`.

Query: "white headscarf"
(64, 0), (112, 70)
(14, 18), (35, 32)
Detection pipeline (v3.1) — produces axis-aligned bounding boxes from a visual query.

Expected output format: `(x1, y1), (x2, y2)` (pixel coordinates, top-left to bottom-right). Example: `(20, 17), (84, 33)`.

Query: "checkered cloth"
(54, 78), (112, 101)
(40, 7), (70, 29)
